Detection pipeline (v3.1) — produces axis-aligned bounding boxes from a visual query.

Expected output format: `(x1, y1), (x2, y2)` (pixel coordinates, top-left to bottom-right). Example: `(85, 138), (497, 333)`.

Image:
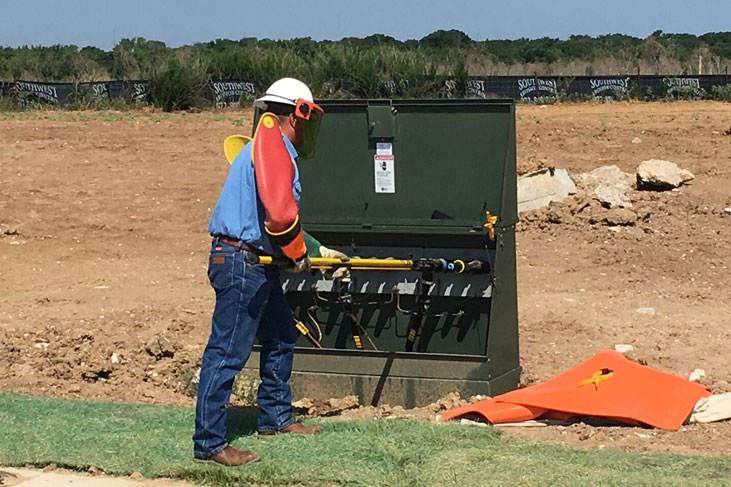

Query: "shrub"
(712, 83), (731, 101)
(452, 58), (469, 98)
(0, 95), (17, 111)
(70, 82), (109, 109)
(612, 87), (632, 102)
(147, 56), (209, 111)
(348, 51), (384, 98)
(664, 85), (706, 101)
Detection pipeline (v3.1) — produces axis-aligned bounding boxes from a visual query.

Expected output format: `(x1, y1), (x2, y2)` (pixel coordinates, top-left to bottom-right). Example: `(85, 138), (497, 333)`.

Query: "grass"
(0, 393), (730, 486)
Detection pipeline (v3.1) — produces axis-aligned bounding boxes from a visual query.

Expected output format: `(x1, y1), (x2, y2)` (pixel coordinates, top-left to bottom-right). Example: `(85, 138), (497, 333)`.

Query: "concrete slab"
(0, 468), (192, 487)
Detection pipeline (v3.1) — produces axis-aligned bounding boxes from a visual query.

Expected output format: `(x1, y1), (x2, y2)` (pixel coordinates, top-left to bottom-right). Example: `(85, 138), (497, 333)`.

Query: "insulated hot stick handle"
(246, 254), (489, 273)
(246, 254), (293, 267)
(248, 255), (413, 269)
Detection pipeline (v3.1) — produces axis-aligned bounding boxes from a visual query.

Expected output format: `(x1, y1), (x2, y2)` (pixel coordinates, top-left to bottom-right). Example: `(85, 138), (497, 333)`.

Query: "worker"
(193, 78), (347, 466)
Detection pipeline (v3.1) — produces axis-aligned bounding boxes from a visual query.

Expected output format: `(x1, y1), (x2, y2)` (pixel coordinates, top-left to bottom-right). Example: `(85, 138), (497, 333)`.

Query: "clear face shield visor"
(293, 99), (323, 159)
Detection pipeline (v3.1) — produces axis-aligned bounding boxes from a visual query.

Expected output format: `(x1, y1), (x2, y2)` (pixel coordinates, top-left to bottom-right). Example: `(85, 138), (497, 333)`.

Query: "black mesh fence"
(2, 80), (149, 108)
(1, 74), (729, 108)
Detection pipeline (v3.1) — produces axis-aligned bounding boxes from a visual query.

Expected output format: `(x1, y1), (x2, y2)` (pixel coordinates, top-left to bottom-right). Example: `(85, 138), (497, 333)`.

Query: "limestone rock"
(637, 159), (695, 190)
(689, 369), (706, 382)
(594, 184), (632, 208)
(614, 344), (634, 354)
(517, 168), (577, 213)
(576, 165), (634, 208)
(579, 165), (635, 188)
(0, 223), (20, 236)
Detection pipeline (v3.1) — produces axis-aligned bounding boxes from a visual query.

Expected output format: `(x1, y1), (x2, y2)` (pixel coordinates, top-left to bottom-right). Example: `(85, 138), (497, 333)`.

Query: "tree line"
(1, 30), (730, 109)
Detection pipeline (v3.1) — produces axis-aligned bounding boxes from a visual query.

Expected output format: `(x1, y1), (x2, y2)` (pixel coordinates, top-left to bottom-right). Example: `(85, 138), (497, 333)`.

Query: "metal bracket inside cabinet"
(282, 273), (493, 299)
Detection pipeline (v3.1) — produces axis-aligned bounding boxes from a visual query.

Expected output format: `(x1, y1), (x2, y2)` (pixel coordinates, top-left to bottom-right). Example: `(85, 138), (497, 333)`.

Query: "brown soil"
(1, 101), (730, 455)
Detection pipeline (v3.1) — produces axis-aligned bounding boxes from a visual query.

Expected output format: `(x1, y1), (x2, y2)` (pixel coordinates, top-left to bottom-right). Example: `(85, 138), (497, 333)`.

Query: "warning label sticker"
(374, 155), (395, 193)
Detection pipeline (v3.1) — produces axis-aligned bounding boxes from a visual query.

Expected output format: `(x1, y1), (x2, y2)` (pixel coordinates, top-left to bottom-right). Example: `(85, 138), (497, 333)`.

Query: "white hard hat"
(254, 77), (313, 108)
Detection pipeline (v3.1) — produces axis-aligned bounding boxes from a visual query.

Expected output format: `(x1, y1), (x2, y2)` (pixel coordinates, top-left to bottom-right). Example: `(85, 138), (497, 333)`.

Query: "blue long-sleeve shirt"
(208, 134), (301, 256)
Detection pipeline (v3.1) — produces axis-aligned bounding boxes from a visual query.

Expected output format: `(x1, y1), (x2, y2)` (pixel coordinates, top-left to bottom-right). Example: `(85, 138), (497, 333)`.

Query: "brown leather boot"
(258, 422), (323, 437)
(195, 446), (260, 467)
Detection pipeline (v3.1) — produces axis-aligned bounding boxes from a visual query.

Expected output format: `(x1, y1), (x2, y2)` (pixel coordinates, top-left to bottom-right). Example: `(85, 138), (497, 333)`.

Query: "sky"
(1, 0), (730, 49)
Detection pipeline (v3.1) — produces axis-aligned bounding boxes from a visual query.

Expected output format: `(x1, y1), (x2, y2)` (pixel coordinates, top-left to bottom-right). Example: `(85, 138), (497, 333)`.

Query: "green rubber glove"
(304, 232), (323, 258)
(303, 231), (350, 280)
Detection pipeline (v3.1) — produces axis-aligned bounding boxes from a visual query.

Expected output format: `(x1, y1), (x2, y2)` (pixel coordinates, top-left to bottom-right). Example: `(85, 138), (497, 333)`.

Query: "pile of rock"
(518, 160), (695, 227)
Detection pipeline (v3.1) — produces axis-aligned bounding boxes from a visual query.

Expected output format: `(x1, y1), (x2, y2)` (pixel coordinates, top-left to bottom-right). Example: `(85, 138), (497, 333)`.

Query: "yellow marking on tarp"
(578, 368), (614, 390)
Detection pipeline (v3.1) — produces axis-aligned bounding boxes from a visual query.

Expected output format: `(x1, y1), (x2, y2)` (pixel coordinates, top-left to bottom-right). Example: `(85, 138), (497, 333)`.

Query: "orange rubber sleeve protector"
(251, 113), (306, 260)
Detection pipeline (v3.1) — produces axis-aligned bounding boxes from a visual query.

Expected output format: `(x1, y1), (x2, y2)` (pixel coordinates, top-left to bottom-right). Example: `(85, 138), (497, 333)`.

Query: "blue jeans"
(193, 239), (296, 458)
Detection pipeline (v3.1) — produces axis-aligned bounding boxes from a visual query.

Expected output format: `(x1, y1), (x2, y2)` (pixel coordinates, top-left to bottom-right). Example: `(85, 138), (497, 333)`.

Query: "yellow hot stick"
(256, 256), (414, 270)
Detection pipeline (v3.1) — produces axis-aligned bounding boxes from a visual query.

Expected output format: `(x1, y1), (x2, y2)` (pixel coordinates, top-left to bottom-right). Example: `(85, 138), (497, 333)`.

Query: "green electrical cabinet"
(246, 99), (520, 407)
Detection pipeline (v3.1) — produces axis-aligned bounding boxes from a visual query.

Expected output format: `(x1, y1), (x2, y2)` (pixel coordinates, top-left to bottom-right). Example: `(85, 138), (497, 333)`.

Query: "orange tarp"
(441, 350), (711, 430)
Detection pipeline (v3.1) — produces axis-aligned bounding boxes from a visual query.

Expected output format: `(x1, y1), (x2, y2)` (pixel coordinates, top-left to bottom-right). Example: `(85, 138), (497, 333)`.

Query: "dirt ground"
(1, 101), (730, 455)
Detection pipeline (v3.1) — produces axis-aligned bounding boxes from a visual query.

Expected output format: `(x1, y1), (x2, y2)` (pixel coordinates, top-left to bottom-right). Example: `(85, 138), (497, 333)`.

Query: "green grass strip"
(0, 393), (729, 486)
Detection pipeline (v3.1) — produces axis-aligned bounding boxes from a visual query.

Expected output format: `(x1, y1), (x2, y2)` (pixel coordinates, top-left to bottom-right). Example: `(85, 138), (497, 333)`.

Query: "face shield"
(293, 99), (323, 159)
